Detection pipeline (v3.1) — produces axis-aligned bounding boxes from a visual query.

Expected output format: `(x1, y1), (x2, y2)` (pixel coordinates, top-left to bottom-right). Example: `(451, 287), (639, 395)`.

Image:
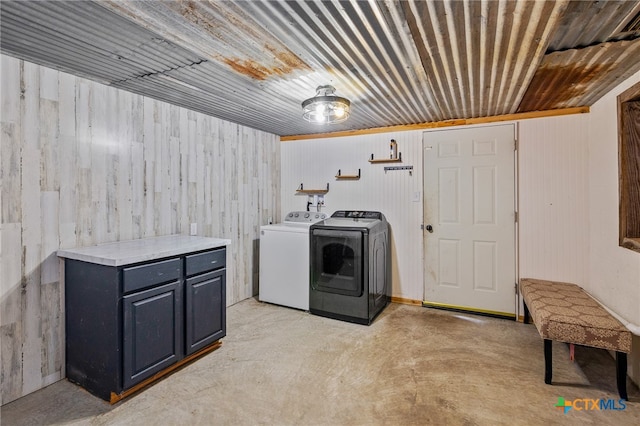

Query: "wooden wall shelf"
(296, 182), (329, 195)
(335, 169), (361, 180)
(369, 152), (402, 163)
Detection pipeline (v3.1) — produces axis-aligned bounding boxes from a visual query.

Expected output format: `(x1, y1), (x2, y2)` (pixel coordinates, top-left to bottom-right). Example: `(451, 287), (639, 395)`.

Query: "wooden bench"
(520, 278), (632, 400)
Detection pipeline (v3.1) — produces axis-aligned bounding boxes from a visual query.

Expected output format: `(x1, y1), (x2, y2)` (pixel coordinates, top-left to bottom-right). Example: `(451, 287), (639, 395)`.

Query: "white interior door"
(423, 124), (516, 316)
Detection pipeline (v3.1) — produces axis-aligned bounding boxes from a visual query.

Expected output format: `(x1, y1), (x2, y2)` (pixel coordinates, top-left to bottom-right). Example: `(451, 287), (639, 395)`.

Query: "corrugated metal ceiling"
(2, 0), (640, 137)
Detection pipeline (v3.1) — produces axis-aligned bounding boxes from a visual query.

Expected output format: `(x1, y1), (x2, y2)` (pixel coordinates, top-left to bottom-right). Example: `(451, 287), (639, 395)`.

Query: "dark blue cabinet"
(186, 269), (225, 355)
(123, 280), (183, 389)
(64, 247), (226, 402)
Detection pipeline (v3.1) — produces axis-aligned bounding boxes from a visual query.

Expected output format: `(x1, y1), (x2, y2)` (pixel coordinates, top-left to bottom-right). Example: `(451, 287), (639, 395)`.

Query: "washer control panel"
(284, 211), (328, 223)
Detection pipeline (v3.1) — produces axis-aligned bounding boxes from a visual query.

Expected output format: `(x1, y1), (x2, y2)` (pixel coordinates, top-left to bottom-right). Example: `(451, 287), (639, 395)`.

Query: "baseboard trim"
(391, 296), (423, 306)
(109, 340), (222, 404)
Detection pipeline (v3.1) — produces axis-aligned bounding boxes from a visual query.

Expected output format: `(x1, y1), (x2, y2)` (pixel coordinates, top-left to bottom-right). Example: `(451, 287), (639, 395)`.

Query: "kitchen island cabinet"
(58, 235), (230, 403)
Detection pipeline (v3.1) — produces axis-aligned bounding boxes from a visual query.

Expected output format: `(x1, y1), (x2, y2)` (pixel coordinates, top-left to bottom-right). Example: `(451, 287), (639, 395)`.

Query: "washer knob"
(294, 213), (299, 217)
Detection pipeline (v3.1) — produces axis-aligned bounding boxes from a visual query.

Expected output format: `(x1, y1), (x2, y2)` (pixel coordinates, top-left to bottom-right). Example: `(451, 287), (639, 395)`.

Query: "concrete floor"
(2, 298), (639, 425)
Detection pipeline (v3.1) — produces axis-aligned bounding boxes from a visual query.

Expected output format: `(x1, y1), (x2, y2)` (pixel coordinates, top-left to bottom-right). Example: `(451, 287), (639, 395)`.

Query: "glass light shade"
(302, 85), (351, 124)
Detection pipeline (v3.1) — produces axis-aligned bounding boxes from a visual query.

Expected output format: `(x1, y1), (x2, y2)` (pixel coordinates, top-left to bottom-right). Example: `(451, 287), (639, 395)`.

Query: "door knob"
(426, 224), (433, 233)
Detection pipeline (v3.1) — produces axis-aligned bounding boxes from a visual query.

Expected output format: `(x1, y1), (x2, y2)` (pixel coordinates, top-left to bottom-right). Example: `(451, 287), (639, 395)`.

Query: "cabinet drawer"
(123, 258), (182, 294)
(186, 249), (226, 276)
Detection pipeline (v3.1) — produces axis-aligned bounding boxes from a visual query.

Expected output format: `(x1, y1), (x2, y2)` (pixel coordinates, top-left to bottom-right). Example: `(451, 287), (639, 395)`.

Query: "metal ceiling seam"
(580, 39), (640, 106)
(276, 0), (398, 122)
(613, 1), (640, 35)
(237, 0), (385, 124)
(346, 0), (427, 122)
(402, 0), (450, 120)
(104, 2), (258, 74)
(0, 11), (136, 75)
(2, 3), (200, 78)
(310, 0), (420, 120)
(508, 0), (570, 114)
(100, 1), (367, 133)
(416, 0), (448, 120)
(44, 1), (198, 70)
(443, 0), (467, 119)
(425, 0), (458, 118)
(488, 0), (521, 115)
(497, 0), (546, 114)
(0, 32), (165, 84)
(477, 0), (491, 117)
(253, 1), (365, 94)
(178, 66), (308, 123)
(316, 0), (418, 120)
(462, 0), (477, 117)
(0, 26), (140, 81)
(373, 1), (429, 115)
(99, 1), (234, 64)
(380, 0), (440, 119)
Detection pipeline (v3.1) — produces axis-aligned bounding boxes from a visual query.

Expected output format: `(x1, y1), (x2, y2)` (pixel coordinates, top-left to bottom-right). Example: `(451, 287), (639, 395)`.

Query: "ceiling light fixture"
(302, 85), (351, 125)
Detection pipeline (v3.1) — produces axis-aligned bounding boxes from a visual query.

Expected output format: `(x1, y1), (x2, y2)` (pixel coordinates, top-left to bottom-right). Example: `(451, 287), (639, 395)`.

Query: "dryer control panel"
(331, 210), (383, 220)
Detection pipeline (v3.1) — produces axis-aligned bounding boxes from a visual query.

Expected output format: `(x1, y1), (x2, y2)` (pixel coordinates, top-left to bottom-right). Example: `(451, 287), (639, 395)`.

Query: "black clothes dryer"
(309, 211), (391, 325)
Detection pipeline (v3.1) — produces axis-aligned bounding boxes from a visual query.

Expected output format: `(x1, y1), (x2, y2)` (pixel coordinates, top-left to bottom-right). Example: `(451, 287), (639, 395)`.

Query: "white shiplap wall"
(587, 71), (640, 326)
(282, 116), (595, 304)
(0, 55), (280, 404)
(518, 114), (591, 284)
(281, 132), (425, 301)
(586, 70), (640, 386)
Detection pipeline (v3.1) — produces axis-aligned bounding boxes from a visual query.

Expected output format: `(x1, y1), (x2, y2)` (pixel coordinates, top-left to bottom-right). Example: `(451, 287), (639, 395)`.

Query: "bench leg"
(544, 339), (552, 384)
(616, 352), (628, 401)
(523, 301), (530, 324)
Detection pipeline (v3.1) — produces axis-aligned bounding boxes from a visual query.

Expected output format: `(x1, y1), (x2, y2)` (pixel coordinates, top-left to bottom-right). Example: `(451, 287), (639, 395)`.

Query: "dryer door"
(311, 229), (363, 297)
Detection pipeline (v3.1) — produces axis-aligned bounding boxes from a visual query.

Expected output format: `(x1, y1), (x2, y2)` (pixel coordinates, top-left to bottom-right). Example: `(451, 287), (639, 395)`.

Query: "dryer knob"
(304, 213), (310, 218)
(288, 213), (293, 218)
(294, 213), (299, 217)
(315, 214), (319, 218)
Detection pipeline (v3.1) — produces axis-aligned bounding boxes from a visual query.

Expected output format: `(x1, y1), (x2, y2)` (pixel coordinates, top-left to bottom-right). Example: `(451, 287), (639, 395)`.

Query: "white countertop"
(57, 235), (231, 267)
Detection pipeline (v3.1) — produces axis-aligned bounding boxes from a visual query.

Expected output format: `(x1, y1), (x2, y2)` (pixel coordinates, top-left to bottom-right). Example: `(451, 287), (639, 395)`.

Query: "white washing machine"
(259, 211), (328, 310)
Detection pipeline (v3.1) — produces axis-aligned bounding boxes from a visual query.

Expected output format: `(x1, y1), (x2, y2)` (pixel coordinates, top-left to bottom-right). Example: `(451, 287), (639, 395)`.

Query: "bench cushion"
(520, 278), (631, 353)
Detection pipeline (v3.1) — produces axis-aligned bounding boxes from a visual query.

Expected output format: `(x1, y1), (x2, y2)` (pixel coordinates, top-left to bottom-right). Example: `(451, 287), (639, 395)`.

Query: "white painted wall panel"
(586, 70), (640, 386)
(0, 55), (280, 404)
(587, 70), (640, 326)
(281, 119), (593, 304)
(281, 131), (425, 301)
(518, 114), (590, 284)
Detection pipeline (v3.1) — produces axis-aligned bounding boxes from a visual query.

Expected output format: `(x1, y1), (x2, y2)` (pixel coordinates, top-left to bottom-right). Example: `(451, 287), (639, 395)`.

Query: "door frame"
(421, 123), (520, 319)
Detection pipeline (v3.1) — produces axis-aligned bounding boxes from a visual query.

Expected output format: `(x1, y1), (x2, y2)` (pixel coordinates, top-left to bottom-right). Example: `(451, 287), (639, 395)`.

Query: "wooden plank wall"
(0, 55), (280, 404)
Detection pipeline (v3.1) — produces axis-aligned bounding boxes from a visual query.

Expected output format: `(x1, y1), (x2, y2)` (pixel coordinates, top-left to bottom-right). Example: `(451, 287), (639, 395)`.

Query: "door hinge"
(514, 211), (518, 223)
(515, 282), (519, 294)
(514, 139), (518, 151)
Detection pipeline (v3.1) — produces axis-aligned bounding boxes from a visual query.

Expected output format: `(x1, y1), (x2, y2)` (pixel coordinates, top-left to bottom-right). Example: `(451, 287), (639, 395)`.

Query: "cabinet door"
(185, 269), (226, 355)
(123, 281), (183, 389)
